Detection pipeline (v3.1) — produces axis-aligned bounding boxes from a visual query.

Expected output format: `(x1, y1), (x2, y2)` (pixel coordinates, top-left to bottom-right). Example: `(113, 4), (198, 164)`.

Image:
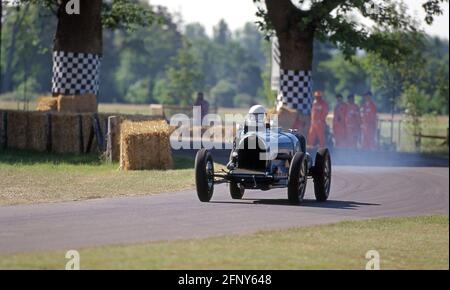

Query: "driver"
(246, 105), (267, 130)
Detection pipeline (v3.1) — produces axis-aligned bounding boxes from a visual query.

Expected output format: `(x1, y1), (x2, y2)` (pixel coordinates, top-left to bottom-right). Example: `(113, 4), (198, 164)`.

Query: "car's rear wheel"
(313, 148), (331, 202)
(288, 152), (308, 204)
(230, 182), (245, 199)
(195, 149), (214, 202)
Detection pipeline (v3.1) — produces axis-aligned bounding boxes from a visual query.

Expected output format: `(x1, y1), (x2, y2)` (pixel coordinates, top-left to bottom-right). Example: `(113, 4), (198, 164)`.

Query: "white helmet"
(248, 105), (267, 115)
(246, 105), (266, 127)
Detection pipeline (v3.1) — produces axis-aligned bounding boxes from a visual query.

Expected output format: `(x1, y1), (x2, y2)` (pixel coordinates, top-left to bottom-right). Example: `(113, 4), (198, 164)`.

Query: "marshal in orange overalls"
(333, 95), (347, 148)
(308, 91), (329, 148)
(361, 93), (378, 150)
(345, 94), (361, 149)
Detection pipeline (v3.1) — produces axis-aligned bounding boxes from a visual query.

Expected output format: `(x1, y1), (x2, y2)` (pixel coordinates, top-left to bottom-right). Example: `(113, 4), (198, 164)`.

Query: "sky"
(149, 0), (449, 40)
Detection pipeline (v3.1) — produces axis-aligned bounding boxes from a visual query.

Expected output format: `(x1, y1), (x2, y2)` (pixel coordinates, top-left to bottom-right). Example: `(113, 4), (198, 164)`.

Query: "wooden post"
(45, 113), (52, 153)
(0, 111), (7, 150)
(106, 116), (119, 163)
(78, 114), (84, 153)
(92, 113), (105, 152)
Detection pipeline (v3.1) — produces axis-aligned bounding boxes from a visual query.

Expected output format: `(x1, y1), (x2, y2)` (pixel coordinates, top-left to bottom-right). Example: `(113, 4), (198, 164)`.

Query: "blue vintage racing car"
(195, 105), (331, 205)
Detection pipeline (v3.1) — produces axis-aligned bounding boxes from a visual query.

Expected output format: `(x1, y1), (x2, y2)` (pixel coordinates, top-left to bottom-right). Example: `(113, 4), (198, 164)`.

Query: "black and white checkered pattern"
(276, 70), (313, 115)
(52, 51), (101, 96)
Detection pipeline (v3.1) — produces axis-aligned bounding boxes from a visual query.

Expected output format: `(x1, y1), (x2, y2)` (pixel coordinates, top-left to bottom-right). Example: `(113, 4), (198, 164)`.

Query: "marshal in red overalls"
(308, 91), (329, 148)
(345, 94), (361, 149)
(361, 92), (378, 150)
(333, 94), (347, 148)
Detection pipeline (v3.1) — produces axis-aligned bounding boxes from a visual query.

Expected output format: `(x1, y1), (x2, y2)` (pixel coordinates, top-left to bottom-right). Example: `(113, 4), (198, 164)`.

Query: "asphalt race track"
(0, 166), (448, 254)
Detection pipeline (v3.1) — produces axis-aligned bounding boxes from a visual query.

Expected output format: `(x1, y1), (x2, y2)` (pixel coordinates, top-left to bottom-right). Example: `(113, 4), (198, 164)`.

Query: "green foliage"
(401, 85), (429, 150)
(234, 93), (255, 107)
(154, 42), (204, 106)
(210, 80), (237, 108)
(362, 32), (449, 114)
(7, 0), (158, 30)
(124, 78), (150, 104)
(254, 0), (448, 62)
(1, 2), (448, 114)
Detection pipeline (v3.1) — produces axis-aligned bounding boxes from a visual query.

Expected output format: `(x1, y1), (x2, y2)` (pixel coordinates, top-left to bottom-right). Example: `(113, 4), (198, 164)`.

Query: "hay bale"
(103, 115), (164, 162)
(36, 96), (58, 112)
(6, 111), (29, 150)
(277, 106), (299, 130)
(27, 112), (48, 152)
(120, 120), (172, 170)
(51, 113), (81, 154)
(57, 93), (98, 113)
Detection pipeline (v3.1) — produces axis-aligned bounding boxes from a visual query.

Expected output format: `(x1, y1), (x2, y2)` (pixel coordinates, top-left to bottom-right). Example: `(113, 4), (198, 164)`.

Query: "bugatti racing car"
(194, 105), (332, 205)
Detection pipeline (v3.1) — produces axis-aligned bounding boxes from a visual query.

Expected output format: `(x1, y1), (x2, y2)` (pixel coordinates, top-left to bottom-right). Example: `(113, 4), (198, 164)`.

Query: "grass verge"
(0, 150), (195, 206)
(0, 215), (448, 270)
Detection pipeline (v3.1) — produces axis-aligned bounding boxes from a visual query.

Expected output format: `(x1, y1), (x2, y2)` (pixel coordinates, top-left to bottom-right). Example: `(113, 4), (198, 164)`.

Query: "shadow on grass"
(0, 149), (195, 169)
(0, 149), (103, 166)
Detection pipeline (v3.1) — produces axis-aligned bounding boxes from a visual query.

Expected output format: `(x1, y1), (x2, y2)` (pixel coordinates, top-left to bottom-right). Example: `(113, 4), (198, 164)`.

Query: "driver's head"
(247, 105), (267, 126)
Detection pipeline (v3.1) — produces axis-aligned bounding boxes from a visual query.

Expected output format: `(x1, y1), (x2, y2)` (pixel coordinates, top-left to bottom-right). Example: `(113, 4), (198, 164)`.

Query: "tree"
(1, 4), (56, 94)
(363, 32), (426, 112)
(401, 85), (428, 150)
(254, 0), (447, 117)
(154, 42), (204, 106)
(6, 0), (157, 111)
(210, 80), (237, 108)
(213, 19), (231, 46)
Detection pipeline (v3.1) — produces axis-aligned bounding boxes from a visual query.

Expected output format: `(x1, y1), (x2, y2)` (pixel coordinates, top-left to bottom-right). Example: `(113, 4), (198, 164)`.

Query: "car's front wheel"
(195, 149), (214, 202)
(288, 152), (308, 205)
(313, 148), (331, 202)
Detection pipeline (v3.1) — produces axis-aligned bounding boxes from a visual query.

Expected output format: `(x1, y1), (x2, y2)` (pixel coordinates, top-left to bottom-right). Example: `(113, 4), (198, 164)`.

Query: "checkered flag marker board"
(271, 37), (281, 91)
(52, 51), (101, 96)
(276, 70), (313, 115)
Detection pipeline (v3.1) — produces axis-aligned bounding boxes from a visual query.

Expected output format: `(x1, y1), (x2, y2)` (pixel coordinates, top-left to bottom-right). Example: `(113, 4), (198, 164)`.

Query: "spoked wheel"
(230, 182), (245, 200)
(313, 148), (332, 202)
(288, 152), (308, 205)
(195, 149), (215, 202)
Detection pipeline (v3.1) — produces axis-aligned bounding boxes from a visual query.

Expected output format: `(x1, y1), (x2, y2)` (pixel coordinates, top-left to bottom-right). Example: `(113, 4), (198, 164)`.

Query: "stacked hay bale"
(105, 115), (164, 162)
(57, 93), (98, 113)
(36, 97), (58, 112)
(276, 106), (299, 130)
(51, 113), (83, 154)
(6, 111), (29, 150)
(27, 112), (49, 152)
(120, 120), (172, 170)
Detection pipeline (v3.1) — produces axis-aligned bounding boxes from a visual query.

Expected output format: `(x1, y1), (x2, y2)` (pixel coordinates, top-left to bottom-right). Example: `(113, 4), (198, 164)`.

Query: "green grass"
(0, 215), (447, 270)
(0, 150), (195, 206)
(379, 115), (449, 154)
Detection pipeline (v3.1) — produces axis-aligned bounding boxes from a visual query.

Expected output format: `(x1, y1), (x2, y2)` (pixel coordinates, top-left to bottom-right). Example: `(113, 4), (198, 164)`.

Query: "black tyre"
(313, 148), (332, 202)
(195, 149), (214, 202)
(230, 182), (245, 199)
(288, 152), (308, 204)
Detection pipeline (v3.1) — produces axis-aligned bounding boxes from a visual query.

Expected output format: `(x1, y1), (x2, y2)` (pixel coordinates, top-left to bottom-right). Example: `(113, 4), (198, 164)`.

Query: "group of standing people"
(308, 90), (378, 150)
